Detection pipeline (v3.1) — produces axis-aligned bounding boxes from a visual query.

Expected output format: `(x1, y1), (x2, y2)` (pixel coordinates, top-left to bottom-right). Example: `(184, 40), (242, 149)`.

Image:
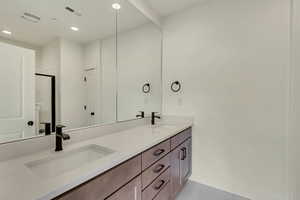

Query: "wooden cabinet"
(54, 155), (141, 200)
(142, 168), (170, 200)
(106, 176), (142, 200)
(142, 154), (170, 189)
(180, 138), (192, 184)
(153, 182), (171, 200)
(53, 127), (192, 200)
(170, 131), (192, 199)
(142, 139), (171, 170)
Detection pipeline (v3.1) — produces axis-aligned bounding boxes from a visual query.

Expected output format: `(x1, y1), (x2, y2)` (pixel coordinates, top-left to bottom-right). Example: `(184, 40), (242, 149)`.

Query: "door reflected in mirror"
(0, 0), (162, 144)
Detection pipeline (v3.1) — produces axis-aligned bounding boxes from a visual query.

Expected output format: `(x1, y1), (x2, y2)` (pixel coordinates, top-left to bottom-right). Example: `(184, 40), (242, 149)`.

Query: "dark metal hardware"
(153, 149), (165, 157)
(151, 112), (161, 125)
(154, 180), (165, 190)
(142, 83), (151, 93)
(153, 164), (165, 173)
(41, 122), (51, 135)
(180, 147), (187, 160)
(91, 112), (95, 116)
(136, 111), (145, 118)
(55, 125), (70, 152)
(171, 81), (181, 93)
(27, 121), (34, 126)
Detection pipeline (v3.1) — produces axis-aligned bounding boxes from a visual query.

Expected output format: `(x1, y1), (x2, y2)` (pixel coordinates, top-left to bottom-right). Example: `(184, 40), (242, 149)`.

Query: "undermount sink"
(26, 144), (115, 178)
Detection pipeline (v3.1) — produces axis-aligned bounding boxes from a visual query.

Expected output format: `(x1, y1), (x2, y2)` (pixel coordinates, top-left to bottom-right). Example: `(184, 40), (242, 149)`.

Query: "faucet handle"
(56, 124), (66, 129)
(136, 111), (145, 118)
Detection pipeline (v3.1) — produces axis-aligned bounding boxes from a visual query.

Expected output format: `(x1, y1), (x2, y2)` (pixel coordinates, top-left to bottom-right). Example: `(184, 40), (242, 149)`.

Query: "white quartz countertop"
(0, 122), (192, 200)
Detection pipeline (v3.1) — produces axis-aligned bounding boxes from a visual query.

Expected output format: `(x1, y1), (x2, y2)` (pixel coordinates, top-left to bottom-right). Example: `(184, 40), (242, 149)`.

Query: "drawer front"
(55, 155), (142, 200)
(142, 154), (170, 189)
(142, 168), (170, 200)
(142, 139), (170, 170)
(171, 128), (192, 150)
(106, 176), (142, 200)
(153, 182), (171, 200)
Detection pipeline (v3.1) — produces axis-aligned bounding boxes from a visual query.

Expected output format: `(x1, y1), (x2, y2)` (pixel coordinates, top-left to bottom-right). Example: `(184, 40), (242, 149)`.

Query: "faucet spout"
(55, 125), (70, 152)
(151, 112), (161, 125)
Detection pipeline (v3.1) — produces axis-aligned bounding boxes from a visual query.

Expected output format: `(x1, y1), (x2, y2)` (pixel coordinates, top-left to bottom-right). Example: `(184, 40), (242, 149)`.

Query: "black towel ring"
(171, 81), (181, 93)
(142, 83), (151, 93)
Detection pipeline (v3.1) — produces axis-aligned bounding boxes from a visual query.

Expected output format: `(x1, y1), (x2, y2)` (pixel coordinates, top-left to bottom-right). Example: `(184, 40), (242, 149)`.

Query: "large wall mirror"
(0, 0), (162, 144)
(116, 1), (162, 122)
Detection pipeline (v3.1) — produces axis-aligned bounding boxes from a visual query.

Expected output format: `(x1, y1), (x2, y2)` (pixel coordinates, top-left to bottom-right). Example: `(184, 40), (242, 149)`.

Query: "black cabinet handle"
(154, 180), (165, 190)
(153, 149), (165, 157)
(153, 164), (165, 173)
(180, 147), (187, 160)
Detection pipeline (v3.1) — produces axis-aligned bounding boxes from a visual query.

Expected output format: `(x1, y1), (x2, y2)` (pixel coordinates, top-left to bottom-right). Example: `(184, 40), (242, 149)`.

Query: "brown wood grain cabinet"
(153, 183), (171, 200)
(53, 127), (192, 200)
(170, 128), (192, 199)
(106, 176), (142, 200)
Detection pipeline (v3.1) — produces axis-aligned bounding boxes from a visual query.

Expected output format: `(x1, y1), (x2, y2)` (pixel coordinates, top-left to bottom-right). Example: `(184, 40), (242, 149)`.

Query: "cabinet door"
(170, 144), (182, 198)
(170, 139), (192, 198)
(106, 176), (141, 200)
(180, 138), (192, 184)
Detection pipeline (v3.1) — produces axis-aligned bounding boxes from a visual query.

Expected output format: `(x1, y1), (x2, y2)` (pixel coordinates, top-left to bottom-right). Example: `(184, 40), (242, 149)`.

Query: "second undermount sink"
(26, 144), (115, 178)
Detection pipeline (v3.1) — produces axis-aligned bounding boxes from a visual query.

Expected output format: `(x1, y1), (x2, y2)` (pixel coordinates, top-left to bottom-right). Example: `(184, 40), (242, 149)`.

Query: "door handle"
(27, 121), (34, 126)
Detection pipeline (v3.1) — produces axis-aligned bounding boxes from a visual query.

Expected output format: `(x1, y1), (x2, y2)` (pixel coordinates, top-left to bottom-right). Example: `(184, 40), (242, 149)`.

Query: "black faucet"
(55, 125), (70, 152)
(151, 112), (161, 125)
(40, 122), (51, 135)
(136, 111), (145, 119)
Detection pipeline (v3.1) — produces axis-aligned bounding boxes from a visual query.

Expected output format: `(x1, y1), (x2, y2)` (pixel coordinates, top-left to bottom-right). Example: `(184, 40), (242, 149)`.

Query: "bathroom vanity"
(54, 127), (192, 200)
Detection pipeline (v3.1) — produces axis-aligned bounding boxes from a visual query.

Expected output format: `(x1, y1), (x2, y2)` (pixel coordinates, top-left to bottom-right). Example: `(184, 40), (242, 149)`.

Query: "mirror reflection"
(0, 0), (162, 144)
(117, 4), (162, 121)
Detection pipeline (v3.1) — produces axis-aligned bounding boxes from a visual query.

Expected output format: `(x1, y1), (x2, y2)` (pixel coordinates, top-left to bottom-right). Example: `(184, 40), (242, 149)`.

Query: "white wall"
(60, 39), (86, 129)
(38, 39), (61, 125)
(101, 37), (117, 123)
(117, 23), (162, 121)
(290, 0), (300, 199)
(83, 41), (102, 125)
(162, 0), (290, 199)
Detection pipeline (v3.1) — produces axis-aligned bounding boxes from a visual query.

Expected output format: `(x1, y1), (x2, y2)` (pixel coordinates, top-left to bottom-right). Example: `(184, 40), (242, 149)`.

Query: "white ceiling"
(0, 0), (149, 46)
(147, 0), (208, 17)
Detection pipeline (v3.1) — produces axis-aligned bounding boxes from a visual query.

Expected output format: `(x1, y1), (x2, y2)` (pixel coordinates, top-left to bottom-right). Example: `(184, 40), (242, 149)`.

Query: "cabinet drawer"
(142, 154), (170, 189)
(142, 139), (170, 170)
(106, 176), (141, 200)
(142, 168), (170, 200)
(55, 155), (142, 200)
(171, 128), (191, 150)
(153, 182), (171, 200)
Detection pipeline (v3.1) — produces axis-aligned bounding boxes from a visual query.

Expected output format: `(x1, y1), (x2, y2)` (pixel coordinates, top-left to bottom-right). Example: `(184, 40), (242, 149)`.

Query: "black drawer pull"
(153, 164), (165, 173)
(154, 180), (165, 190)
(153, 149), (165, 156)
(180, 147), (187, 160)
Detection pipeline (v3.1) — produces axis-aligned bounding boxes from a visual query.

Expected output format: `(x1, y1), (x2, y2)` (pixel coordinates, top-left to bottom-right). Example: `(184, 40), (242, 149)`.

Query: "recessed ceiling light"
(70, 26), (79, 31)
(2, 30), (12, 35)
(112, 3), (121, 10)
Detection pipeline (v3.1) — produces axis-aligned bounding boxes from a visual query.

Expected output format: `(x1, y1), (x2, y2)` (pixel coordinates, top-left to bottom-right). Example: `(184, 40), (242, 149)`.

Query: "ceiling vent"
(21, 12), (41, 23)
(65, 6), (82, 16)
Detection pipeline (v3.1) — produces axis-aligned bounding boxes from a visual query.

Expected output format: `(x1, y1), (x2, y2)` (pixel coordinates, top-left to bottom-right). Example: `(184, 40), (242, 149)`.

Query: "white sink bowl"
(26, 144), (115, 178)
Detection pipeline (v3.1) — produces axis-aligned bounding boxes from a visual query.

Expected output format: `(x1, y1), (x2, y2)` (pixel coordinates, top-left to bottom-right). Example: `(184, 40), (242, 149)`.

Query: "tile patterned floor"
(176, 181), (250, 200)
